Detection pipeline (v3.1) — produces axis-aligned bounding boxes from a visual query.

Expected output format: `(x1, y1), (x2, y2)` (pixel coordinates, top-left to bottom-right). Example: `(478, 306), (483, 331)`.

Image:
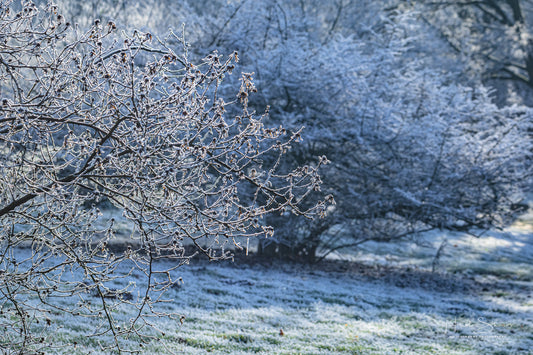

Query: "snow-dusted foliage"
(409, 0), (533, 105)
(54, 0), (533, 260)
(0, 1), (329, 351)
(153, 0), (532, 260)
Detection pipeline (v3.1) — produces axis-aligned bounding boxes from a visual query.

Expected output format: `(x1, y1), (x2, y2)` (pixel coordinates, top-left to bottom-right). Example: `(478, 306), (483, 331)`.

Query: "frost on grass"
(29, 226), (532, 354)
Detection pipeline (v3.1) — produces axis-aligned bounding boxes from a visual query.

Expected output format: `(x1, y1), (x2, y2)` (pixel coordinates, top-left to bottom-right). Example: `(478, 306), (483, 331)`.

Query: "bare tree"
(0, 2), (328, 352)
(412, 0), (533, 104)
(190, 0), (532, 261)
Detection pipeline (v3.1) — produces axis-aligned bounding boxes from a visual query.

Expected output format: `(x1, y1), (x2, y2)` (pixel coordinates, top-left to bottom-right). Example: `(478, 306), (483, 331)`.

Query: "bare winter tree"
(0, 1), (329, 352)
(184, 0), (533, 261)
(410, 0), (533, 104)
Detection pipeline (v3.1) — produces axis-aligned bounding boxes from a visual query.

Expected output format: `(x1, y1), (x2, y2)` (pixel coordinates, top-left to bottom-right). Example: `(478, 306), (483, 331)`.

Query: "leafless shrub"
(0, 1), (328, 352)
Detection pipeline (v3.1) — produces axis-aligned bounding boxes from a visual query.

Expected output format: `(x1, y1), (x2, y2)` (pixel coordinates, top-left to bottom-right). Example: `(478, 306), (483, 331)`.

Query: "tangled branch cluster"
(0, 1), (328, 352)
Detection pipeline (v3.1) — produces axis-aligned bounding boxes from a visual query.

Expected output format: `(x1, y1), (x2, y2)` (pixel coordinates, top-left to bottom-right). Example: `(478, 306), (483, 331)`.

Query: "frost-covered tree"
(0, 1), (328, 351)
(173, 0), (533, 261)
(411, 0), (533, 104)
(32, 0), (533, 261)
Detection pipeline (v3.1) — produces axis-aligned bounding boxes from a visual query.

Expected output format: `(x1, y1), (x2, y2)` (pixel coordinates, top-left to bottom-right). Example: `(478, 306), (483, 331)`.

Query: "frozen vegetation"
(9, 210), (531, 354)
(1, 1), (533, 353)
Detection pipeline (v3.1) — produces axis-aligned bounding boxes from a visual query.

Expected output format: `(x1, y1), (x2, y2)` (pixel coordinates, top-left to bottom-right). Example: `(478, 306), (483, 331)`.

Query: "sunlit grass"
(3, 217), (531, 354)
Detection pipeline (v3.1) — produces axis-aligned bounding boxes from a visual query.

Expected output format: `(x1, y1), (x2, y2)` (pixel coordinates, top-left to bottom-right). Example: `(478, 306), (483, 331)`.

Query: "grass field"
(2, 208), (532, 354)
(23, 216), (530, 354)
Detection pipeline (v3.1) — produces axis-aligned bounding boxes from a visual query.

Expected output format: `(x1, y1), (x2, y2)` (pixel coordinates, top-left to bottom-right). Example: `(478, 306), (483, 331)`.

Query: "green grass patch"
(224, 333), (253, 343)
(263, 336), (282, 345)
(176, 337), (217, 351)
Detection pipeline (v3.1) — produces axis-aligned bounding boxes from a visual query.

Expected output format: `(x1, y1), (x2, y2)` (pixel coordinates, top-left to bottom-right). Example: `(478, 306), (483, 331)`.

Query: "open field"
(11, 210), (531, 354)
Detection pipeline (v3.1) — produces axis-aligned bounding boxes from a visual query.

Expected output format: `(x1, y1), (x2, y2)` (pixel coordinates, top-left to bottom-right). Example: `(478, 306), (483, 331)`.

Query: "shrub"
(0, 1), (327, 351)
